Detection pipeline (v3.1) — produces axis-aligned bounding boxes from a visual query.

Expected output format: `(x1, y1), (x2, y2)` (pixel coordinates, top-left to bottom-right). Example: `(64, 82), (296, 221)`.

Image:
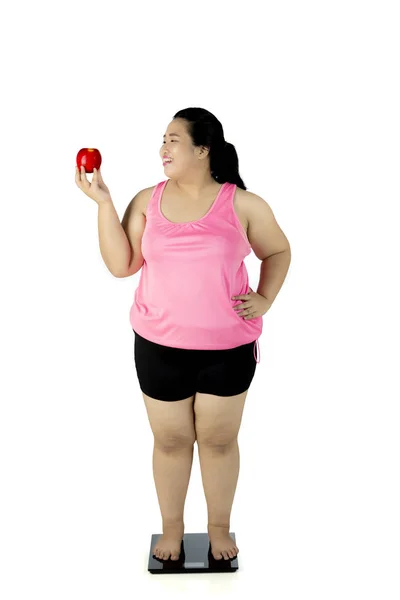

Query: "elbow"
(112, 259), (144, 278)
(112, 268), (133, 278)
(109, 264), (130, 278)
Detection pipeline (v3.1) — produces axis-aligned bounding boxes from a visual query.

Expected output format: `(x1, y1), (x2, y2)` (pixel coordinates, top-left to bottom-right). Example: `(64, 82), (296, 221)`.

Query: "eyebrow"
(163, 133), (181, 138)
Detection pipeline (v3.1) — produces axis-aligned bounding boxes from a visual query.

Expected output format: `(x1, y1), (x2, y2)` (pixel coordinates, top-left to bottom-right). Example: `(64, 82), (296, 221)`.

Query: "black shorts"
(133, 330), (258, 402)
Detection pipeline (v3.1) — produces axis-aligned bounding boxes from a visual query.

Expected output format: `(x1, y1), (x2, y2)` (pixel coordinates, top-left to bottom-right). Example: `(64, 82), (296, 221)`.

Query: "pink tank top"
(130, 180), (262, 363)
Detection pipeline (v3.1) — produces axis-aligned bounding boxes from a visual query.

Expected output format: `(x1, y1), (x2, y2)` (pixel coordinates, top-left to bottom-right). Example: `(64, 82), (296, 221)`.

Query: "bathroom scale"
(148, 532), (239, 574)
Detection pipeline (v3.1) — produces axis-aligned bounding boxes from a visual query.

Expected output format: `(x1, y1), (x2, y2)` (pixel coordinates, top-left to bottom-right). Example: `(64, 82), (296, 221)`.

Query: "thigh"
(142, 392), (196, 446)
(196, 341), (257, 398)
(133, 329), (198, 402)
(194, 389), (248, 446)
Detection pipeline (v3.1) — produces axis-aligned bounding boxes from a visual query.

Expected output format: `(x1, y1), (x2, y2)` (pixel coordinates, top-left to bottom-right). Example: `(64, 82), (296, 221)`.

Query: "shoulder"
(236, 187), (270, 206)
(235, 187), (274, 222)
(236, 187), (272, 218)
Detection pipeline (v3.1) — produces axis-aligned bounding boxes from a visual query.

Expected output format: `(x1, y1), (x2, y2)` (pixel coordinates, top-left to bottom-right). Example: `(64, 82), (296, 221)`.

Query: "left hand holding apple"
(232, 291), (272, 319)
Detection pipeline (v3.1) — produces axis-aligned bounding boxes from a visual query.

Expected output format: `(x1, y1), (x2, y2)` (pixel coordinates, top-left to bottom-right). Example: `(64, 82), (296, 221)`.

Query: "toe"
(222, 551), (229, 560)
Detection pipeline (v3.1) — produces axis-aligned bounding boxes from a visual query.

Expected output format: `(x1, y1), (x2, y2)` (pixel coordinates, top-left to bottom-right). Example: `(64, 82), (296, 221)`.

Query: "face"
(160, 119), (209, 179)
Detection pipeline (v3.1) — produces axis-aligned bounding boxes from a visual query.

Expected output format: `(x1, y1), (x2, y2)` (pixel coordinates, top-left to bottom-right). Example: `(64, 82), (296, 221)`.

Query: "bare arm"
(97, 199), (133, 277)
(118, 188), (149, 277)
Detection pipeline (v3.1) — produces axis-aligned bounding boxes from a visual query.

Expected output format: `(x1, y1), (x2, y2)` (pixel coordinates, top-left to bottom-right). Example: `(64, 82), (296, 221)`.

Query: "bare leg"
(142, 392), (196, 561)
(152, 441), (194, 560)
(198, 438), (241, 560)
(194, 390), (248, 560)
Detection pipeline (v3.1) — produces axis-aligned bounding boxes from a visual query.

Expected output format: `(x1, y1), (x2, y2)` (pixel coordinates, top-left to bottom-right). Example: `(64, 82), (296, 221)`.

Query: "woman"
(75, 107), (291, 562)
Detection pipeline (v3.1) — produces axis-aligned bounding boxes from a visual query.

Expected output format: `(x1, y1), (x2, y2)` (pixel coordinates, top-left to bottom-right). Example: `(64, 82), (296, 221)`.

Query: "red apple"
(76, 148), (102, 173)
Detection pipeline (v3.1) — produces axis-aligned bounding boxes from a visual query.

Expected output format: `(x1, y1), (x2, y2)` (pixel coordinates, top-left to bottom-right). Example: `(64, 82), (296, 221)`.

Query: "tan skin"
(79, 119), (290, 561)
(121, 118), (289, 276)
(119, 119), (290, 562)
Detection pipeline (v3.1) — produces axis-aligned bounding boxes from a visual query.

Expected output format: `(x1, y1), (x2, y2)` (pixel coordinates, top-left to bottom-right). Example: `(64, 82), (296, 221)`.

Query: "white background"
(1, 0), (399, 598)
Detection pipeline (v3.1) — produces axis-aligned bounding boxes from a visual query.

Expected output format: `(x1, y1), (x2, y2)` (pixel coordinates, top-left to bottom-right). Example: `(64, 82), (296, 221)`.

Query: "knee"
(154, 431), (196, 452)
(196, 431), (238, 450)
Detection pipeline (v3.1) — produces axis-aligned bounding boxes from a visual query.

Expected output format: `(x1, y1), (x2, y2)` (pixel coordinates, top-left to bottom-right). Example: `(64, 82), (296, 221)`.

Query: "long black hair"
(173, 107), (247, 190)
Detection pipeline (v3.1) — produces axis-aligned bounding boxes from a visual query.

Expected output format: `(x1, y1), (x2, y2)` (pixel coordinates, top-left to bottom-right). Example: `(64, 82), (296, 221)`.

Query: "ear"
(197, 145), (210, 159)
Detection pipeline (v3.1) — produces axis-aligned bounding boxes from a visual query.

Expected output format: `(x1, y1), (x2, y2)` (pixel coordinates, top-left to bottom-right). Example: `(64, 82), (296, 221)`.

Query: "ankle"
(163, 520), (185, 533)
(208, 522), (230, 535)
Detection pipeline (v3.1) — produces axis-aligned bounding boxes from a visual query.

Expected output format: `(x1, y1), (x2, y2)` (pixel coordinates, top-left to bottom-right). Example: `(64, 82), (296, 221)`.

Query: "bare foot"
(152, 522), (184, 561)
(208, 524), (239, 560)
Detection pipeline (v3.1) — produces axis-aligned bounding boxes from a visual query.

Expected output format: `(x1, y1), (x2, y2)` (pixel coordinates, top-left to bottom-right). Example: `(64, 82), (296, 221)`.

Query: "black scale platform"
(148, 532), (239, 574)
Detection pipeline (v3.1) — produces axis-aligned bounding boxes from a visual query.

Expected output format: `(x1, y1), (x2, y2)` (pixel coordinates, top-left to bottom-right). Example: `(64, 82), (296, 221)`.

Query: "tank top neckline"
(158, 179), (229, 225)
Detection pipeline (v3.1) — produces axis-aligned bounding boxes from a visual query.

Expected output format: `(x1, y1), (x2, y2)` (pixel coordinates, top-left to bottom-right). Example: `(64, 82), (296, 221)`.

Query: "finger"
(80, 165), (87, 182)
(234, 301), (251, 310)
(92, 167), (98, 181)
(75, 166), (85, 187)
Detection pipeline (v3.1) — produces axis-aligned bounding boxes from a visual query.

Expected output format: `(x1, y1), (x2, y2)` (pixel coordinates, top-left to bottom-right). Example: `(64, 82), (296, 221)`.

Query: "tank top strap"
(145, 180), (167, 220)
(211, 181), (236, 218)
